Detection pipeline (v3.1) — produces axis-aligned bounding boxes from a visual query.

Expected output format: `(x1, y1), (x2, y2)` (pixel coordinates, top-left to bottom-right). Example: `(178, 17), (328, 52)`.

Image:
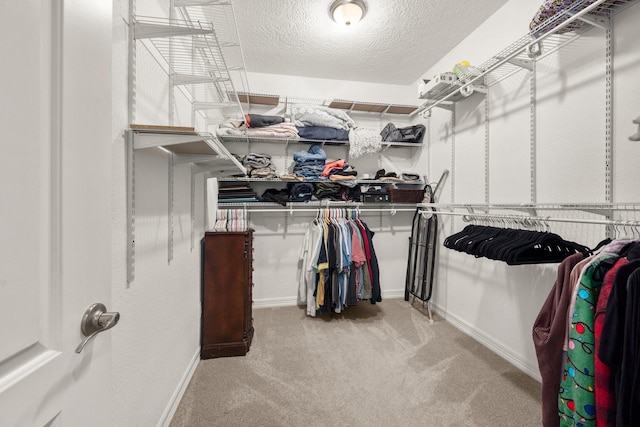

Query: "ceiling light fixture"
(330, 0), (367, 27)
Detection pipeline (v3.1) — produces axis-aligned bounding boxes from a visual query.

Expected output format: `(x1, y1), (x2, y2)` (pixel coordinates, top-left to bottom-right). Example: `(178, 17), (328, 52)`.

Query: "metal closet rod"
(420, 202), (640, 210)
(421, 210), (640, 227)
(239, 207), (416, 215)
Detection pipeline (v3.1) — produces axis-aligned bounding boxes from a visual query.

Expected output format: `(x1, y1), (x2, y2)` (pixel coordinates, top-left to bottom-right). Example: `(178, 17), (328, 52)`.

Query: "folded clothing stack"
(242, 152), (278, 178)
(258, 182), (315, 205)
(244, 122), (299, 139)
(314, 182), (362, 202)
(373, 169), (403, 182)
(291, 105), (355, 143)
(289, 182), (315, 202)
(297, 125), (349, 141)
(293, 145), (327, 179)
(216, 113), (299, 139)
(314, 182), (343, 201)
(321, 159), (358, 187)
(218, 181), (257, 203)
(290, 105), (356, 130)
(244, 114), (283, 128)
(259, 188), (291, 206)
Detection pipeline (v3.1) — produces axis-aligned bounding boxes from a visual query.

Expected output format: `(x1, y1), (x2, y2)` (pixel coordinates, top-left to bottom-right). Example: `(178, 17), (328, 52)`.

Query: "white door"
(0, 0), (113, 425)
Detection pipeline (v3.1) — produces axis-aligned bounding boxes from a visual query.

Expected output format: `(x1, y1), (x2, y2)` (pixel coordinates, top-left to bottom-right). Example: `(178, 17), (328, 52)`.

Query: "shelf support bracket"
(530, 61), (537, 205)
(527, 40), (543, 59)
(168, 153), (175, 264)
(190, 163), (196, 252)
(565, 11), (610, 30)
(605, 15), (614, 237)
(438, 102), (455, 112)
(125, 130), (136, 284)
(507, 57), (534, 71)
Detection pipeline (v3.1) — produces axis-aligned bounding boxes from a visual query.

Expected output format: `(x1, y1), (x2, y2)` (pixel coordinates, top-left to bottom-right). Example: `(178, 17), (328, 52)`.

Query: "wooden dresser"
(201, 230), (254, 359)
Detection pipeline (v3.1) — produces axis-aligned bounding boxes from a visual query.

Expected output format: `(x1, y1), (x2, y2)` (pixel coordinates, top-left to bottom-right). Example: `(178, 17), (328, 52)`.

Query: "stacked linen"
(290, 105), (355, 130)
(291, 105), (355, 142)
(215, 119), (244, 137)
(244, 122), (298, 138)
(215, 113), (299, 139)
(213, 210), (227, 231)
(293, 145), (326, 180)
(213, 209), (247, 232)
(244, 113), (298, 138)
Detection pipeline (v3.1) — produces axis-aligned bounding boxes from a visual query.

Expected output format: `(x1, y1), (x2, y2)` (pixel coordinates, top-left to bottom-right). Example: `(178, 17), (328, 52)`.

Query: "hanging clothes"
(533, 252), (585, 427)
(594, 257), (629, 427)
(598, 247), (640, 427)
(533, 239), (640, 427)
(558, 253), (618, 427)
(297, 209), (381, 317)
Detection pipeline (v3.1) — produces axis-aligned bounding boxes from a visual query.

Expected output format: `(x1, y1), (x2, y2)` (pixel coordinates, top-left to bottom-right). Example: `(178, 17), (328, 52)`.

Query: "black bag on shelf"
(380, 122), (426, 144)
(380, 122), (397, 141)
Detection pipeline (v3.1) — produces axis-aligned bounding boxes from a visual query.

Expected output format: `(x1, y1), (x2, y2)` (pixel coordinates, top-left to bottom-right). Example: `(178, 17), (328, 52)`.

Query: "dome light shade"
(330, 0), (367, 26)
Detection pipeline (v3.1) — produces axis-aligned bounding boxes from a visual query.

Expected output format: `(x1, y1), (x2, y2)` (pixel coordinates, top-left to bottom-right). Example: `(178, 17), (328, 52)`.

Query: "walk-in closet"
(2, 0), (639, 425)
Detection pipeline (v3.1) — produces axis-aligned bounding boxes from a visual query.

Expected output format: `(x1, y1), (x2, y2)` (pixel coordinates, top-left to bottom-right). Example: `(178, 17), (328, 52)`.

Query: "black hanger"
(444, 220), (594, 265)
(506, 232), (590, 265)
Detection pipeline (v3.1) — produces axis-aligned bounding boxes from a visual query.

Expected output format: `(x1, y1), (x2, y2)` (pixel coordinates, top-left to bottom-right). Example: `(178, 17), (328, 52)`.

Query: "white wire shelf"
(216, 177), (424, 185)
(127, 127), (245, 175)
(132, 15), (243, 119)
(174, 0), (250, 94)
(231, 92), (420, 117)
(414, 0), (637, 115)
(419, 202), (640, 210)
(420, 210), (640, 229)
(217, 201), (420, 212)
(419, 202), (640, 218)
(217, 134), (422, 148)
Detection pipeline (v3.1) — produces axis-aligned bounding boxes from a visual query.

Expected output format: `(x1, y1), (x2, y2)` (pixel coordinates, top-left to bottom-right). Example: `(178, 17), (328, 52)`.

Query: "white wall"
(109, 1), (640, 425)
(221, 71), (425, 306)
(245, 71), (417, 105)
(112, 1), (204, 426)
(419, 0), (640, 379)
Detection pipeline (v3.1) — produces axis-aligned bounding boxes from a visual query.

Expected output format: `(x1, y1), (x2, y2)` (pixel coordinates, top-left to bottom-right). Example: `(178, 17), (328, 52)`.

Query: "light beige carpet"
(170, 298), (542, 427)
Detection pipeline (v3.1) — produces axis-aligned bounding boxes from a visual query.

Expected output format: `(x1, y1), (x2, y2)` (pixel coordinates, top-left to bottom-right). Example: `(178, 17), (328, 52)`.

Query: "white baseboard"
(253, 288), (406, 309)
(430, 302), (542, 382)
(253, 296), (298, 308)
(158, 348), (200, 427)
(382, 288), (405, 299)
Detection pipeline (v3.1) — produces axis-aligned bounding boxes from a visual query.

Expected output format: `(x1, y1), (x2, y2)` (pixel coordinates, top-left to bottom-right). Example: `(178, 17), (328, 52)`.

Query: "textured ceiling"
(232, 0), (510, 85)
